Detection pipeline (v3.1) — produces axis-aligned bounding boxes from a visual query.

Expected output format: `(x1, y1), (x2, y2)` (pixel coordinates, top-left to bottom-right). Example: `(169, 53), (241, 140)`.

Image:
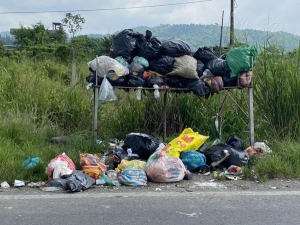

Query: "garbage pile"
(0, 128), (272, 192)
(86, 29), (258, 99)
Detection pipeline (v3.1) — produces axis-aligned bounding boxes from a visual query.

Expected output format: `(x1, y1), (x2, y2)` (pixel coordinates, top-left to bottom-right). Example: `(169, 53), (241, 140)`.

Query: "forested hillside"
(90, 24), (300, 52)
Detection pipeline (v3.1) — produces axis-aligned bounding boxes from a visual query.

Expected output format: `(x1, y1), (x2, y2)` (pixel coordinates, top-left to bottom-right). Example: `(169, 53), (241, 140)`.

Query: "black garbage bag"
(111, 29), (142, 62)
(144, 73), (165, 87)
(126, 75), (145, 87)
(86, 72), (103, 86)
(107, 76), (127, 87)
(206, 58), (231, 77)
(137, 30), (162, 60)
(122, 133), (162, 160)
(149, 55), (174, 75)
(205, 144), (248, 168)
(222, 73), (237, 87)
(163, 75), (187, 89)
(129, 62), (145, 74)
(193, 46), (218, 64)
(196, 60), (205, 77)
(186, 78), (211, 98)
(225, 135), (245, 151)
(161, 38), (192, 57)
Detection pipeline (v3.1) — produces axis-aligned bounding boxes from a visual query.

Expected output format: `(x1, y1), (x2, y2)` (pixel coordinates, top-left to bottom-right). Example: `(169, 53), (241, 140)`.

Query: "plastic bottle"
(153, 84), (160, 99)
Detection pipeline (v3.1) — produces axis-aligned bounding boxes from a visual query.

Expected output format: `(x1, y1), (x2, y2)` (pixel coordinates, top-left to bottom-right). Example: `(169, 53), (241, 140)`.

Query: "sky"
(0, 0), (300, 36)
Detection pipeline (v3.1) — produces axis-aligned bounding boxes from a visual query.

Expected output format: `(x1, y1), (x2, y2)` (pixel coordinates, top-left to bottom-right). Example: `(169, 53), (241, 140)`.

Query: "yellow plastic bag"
(115, 159), (146, 174)
(162, 128), (209, 158)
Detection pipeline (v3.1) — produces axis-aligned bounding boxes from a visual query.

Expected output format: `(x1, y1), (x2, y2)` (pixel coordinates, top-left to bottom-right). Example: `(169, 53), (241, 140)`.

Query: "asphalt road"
(1, 189), (300, 225)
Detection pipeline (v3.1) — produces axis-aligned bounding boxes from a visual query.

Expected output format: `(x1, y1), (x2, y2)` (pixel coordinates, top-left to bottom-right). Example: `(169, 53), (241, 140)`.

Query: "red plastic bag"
(47, 153), (76, 180)
(145, 152), (186, 183)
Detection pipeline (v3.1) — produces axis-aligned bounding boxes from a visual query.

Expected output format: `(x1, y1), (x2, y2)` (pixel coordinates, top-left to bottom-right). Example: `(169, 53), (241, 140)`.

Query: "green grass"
(1, 43), (300, 183)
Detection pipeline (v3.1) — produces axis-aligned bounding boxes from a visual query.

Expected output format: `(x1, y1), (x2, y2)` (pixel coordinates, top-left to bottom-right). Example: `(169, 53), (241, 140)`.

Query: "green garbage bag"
(226, 45), (258, 78)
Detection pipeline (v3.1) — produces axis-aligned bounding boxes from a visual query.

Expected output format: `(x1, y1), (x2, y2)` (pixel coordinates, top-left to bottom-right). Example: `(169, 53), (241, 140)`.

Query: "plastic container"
(107, 170), (117, 180)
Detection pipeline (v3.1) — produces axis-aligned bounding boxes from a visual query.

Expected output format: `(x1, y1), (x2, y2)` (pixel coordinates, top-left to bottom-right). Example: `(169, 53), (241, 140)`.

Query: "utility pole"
(229, 0), (234, 48)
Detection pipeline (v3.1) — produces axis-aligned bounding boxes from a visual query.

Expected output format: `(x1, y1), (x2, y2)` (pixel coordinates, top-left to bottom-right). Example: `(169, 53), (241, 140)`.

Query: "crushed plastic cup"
(1, 181), (10, 188)
(14, 180), (25, 187)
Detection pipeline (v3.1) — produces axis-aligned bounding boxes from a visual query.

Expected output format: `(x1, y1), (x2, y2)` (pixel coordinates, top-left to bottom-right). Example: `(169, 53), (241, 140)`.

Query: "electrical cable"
(0, 0), (212, 14)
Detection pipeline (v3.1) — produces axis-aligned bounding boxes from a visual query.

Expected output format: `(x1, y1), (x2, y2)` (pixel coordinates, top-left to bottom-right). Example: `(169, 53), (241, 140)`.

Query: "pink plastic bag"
(47, 153), (76, 180)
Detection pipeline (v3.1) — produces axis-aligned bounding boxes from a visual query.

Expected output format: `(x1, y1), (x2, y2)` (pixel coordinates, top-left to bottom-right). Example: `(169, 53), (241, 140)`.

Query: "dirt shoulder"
(1, 173), (300, 194)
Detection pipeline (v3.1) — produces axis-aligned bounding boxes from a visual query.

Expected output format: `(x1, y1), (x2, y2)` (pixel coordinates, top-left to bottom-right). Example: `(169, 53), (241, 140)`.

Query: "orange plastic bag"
(47, 152), (76, 180)
(162, 128), (209, 158)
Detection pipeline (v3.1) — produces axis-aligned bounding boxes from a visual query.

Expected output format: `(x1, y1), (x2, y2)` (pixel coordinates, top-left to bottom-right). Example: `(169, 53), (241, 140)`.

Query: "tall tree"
(61, 13), (85, 38)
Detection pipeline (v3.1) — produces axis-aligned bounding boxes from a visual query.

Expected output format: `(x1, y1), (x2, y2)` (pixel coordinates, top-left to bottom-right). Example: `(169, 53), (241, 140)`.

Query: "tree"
(12, 22), (66, 47)
(61, 13), (85, 38)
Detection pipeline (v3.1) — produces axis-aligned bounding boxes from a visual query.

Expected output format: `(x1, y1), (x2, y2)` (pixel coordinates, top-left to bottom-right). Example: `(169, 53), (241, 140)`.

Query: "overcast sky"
(0, 0), (299, 36)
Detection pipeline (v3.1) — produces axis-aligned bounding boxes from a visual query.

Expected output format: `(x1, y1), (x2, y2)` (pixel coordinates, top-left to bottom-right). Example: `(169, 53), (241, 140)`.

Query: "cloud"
(0, 0), (299, 36)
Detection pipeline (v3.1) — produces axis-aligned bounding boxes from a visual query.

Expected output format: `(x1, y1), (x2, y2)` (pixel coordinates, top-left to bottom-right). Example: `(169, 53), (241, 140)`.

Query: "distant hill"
(89, 24), (300, 53)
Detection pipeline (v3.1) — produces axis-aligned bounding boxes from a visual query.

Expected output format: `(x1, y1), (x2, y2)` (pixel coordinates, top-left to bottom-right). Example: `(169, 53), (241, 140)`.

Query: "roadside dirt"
(2, 172), (300, 194)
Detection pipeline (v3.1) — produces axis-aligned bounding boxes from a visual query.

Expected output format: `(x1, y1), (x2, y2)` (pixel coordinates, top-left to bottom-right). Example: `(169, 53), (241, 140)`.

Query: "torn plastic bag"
(122, 133), (161, 160)
(137, 31), (162, 60)
(146, 151), (186, 183)
(186, 78), (211, 98)
(98, 76), (117, 104)
(205, 144), (249, 168)
(193, 46), (218, 64)
(166, 55), (198, 79)
(87, 56), (129, 80)
(111, 29), (142, 62)
(107, 75), (127, 86)
(149, 55), (174, 75)
(206, 58), (231, 77)
(161, 38), (192, 57)
(65, 170), (95, 192)
(47, 152), (76, 180)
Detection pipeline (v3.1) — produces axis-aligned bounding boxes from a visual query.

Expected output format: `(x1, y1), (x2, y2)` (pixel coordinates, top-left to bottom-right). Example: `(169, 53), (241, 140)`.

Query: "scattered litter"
(155, 188), (162, 191)
(27, 181), (45, 188)
(194, 181), (225, 188)
(40, 186), (65, 192)
(176, 211), (199, 218)
(270, 186), (277, 189)
(14, 180), (25, 187)
(1, 181), (10, 188)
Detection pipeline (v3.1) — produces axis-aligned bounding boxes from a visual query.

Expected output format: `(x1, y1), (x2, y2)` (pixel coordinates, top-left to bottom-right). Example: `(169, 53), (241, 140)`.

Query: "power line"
(0, 0), (212, 14)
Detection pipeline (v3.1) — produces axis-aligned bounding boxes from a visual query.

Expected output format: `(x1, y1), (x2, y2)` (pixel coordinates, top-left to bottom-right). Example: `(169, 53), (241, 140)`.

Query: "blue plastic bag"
(22, 157), (43, 169)
(118, 168), (147, 186)
(180, 151), (206, 172)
